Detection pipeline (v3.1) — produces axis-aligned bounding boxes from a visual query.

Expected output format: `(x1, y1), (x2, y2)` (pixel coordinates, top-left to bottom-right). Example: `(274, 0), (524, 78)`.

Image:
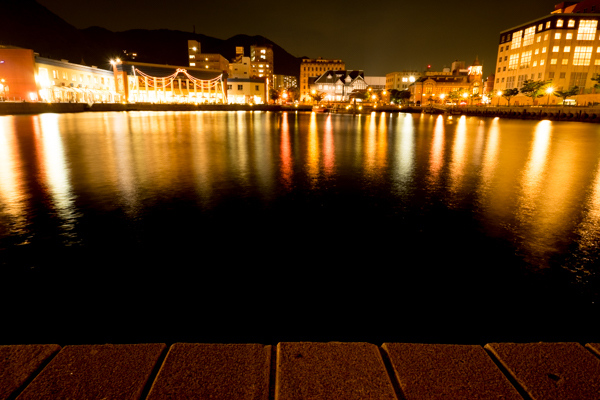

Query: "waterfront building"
(226, 78), (265, 104)
(111, 59), (227, 104)
(385, 71), (424, 90)
(494, 0), (600, 105)
(0, 46), (119, 103)
(310, 70), (367, 102)
(300, 57), (345, 101)
(229, 47), (251, 79)
(410, 59), (483, 105)
(250, 44), (273, 87)
(273, 74), (297, 91)
(364, 76), (386, 90)
(187, 40), (229, 74)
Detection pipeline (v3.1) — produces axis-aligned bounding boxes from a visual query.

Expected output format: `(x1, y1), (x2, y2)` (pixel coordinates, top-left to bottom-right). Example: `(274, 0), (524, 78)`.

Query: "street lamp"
(497, 90), (502, 107)
(546, 86), (554, 105)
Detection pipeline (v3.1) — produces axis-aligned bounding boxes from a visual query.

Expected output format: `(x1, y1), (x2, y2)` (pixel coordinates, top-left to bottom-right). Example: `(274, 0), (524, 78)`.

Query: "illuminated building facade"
(385, 71), (423, 90)
(111, 60), (227, 104)
(226, 78), (265, 104)
(310, 70), (366, 102)
(494, 0), (600, 105)
(0, 46), (119, 103)
(229, 47), (251, 79)
(187, 40), (229, 73)
(300, 57), (345, 101)
(273, 74), (297, 91)
(410, 59), (483, 105)
(250, 44), (273, 80)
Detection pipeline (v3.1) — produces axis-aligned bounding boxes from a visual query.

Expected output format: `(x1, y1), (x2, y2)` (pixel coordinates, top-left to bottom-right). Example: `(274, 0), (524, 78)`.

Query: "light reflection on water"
(3, 110), (600, 343)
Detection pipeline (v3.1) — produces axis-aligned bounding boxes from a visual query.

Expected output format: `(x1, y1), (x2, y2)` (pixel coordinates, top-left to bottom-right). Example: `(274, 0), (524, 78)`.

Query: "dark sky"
(37, 0), (561, 77)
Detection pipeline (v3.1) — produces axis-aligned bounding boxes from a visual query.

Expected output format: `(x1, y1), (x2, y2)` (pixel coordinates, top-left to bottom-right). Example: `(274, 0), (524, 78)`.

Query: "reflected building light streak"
(252, 112), (274, 196)
(377, 113), (388, 169)
(34, 114), (77, 235)
(323, 114), (335, 176)
(518, 120), (552, 216)
(478, 118), (500, 198)
(0, 116), (27, 235)
(280, 112), (293, 188)
(574, 156), (600, 271)
(111, 114), (138, 212)
(191, 113), (214, 203)
(307, 112), (319, 180)
(365, 114), (377, 174)
(428, 115), (445, 183)
(449, 115), (468, 192)
(394, 114), (415, 191)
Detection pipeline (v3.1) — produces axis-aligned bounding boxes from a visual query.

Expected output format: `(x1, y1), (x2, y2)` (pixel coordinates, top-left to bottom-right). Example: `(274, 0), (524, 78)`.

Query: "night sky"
(37, 0), (561, 77)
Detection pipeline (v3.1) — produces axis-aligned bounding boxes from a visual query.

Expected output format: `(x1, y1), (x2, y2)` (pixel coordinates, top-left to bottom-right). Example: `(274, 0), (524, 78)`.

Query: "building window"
(595, 59), (600, 65)
(538, 73), (542, 79)
(237, 85), (243, 90)
(535, 48), (539, 55)
(546, 21), (551, 29)
(255, 85), (259, 91)
(573, 46), (593, 65)
(557, 19), (564, 27)
(551, 59), (558, 64)
(533, 61), (538, 67)
(560, 72), (566, 79)
(511, 30), (523, 49)
(566, 33), (573, 39)
(537, 36), (541, 43)
(578, 20), (597, 40)
(555, 33), (562, 39)
(564, 46), (571, 52)
(562, 59), (569, 65)
(189, 55), (195, 59)
(538, 24), (543, 31)
(569, 72), (587, 88)
(523, 26), (535, 46)
(549, 72), (555, 79)
(544, 34), (549, 41)
(568, 19), (576, 28)
(553, 46), (560, 52)
(508, 53), (519, 70)
(227, 85), (232, 90)
(520, 51), (532, 68)
(542, 47), (547, 53)
(541, 60), (545, 65)
(190, 63), (195, 66)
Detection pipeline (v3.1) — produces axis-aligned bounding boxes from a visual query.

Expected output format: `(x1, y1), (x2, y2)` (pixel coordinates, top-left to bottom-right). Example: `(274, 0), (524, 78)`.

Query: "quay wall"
(429, 106), (600, 122)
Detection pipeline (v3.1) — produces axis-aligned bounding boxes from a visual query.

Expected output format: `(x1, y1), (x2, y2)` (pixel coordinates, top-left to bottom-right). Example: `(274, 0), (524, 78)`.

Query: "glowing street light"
(546, 86), (554, 105)
(497, 90), (503, 106)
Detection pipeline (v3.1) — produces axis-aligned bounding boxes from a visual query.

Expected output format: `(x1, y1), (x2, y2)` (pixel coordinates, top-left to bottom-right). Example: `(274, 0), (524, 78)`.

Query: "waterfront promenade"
(2, 341), (599, 399)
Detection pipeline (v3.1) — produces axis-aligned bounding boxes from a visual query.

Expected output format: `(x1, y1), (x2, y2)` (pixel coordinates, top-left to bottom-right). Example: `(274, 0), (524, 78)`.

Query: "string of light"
(133, 68), (223, 89)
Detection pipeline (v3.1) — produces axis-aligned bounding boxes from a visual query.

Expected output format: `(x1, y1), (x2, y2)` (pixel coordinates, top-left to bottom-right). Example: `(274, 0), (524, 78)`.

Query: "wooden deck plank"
(275, 342), (397, 400)
(485, 342), (600, 400)
(15, 343), (165, 400)
(145, 343), (271, 400)
(382, 343), (523, 399)
(0, 344), (61, 400)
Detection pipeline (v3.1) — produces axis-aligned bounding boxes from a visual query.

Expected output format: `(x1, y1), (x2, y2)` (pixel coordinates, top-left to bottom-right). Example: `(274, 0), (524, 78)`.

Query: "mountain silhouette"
(1, 0), (301, 77)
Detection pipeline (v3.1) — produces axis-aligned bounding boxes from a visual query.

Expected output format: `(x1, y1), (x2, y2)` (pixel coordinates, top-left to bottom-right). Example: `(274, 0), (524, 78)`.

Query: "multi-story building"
(229, 47), (251, 79)
(385, 71), (424, 91)
(187, 40), (229, 74)
(273, 74), (297, 91)
(410, 59), (483, 105)
(250, 44), (273, 83)
(364, 76), (386, 90)
(0, 46), (118, 103)
(310, 70), (367, 102)
(226, 78), (266, 104)
(494, 0), (600, 105)
(300, 57), (345, 101)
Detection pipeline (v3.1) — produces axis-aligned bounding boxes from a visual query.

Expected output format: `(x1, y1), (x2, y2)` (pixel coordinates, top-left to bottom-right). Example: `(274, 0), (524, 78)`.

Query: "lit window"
(595, 60), (600, 65)
(553, 46), (560, 52)
(523, 27), (535, 46)
(533, 61), (538, 67)
(511, 30), (523, 49)
(555, 33), (561, 39)
(557, 19), (564, 27)
(538, 24), (543, 31)
(261, 55), (266, 59)
(568, 19), (576, 28)
(551, 59), (557, 64)
(520, 51), (532, 68)
(189, 55), (195, 59)
(578, 20), (597, 40)
(537, 36), (541, 43)
(542, 47), (547, 53)
(508, 53), (519, 70)
(541, 60), (545, 65)
(544, 34), (549, 41)
(261, 50), (266, 54)
(562, 59), (569, 65)
(564, 46), (571, 52)
(597, 47), (600, 52)
(566, 33), (573, 39)
(546, 21), (551, 29)
(190, 62), (196, 66)
(535, 48), (539, 54)
(573, 46), (593, 65)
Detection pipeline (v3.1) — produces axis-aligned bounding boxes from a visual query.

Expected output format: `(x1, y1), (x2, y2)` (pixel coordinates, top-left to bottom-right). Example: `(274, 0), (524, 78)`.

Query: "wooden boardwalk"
(1, 342), (599, 399)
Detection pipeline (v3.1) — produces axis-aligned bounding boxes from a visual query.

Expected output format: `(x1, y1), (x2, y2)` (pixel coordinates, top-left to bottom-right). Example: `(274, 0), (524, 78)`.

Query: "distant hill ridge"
(0, 0), (301, 77)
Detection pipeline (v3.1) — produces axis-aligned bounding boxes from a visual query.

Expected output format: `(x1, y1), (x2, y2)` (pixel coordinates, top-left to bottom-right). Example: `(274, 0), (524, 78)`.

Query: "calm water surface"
(1, 111), (599, 345)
